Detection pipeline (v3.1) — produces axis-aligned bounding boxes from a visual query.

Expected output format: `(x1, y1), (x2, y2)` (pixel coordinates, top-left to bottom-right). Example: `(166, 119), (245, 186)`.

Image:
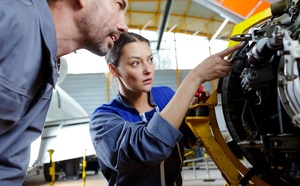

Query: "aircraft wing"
(31, 117), (96, 167)
(28, 58), (97, 172)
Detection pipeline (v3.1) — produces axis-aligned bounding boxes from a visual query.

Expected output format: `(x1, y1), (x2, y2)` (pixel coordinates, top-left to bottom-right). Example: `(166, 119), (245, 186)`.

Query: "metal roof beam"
(156, 0), (173, 51)
(193, 0), (244, 24)
(209, 18), (229, 45)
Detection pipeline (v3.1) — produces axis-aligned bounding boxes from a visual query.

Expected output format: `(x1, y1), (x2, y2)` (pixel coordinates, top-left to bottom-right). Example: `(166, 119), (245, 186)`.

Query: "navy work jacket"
(90, 86), (184, 186)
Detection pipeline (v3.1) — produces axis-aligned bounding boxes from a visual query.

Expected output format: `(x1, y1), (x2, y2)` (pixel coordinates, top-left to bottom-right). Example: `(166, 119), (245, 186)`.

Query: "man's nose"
(117, 13), (128, 33)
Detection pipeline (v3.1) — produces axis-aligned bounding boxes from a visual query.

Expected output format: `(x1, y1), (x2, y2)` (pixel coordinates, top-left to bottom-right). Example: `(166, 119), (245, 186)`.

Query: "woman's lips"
(143, 78), (152, 84)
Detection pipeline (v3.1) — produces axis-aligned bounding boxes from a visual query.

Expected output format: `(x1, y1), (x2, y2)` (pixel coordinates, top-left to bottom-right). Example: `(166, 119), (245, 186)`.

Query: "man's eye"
(118, 2), (122, 9)
(117, 1), (126, 10)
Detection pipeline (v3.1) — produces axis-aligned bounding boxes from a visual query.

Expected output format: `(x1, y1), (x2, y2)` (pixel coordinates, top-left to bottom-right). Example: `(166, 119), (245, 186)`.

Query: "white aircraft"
(28, 58), (98, 181)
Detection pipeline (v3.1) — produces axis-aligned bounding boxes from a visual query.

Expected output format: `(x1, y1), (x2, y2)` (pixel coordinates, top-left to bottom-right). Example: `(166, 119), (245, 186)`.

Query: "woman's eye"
(149, 57), (154, 63)
(131, 61), (139, 67)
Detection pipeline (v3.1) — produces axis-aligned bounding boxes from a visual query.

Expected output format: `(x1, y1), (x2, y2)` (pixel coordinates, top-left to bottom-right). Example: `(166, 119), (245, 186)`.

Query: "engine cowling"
(220, 0), (300, 185)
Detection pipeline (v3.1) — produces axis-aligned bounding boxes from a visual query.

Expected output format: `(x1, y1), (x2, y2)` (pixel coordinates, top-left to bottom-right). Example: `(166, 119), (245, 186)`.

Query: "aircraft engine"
(220, 0), (300, 185)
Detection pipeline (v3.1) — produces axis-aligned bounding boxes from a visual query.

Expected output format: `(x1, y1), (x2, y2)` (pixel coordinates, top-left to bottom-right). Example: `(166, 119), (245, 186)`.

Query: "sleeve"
(0, 1), (51, 122)
(89, 111), (182, 172)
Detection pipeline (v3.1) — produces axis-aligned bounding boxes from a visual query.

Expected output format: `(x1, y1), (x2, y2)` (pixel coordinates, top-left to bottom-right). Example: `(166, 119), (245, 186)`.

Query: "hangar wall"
(59, 70), (215, 116)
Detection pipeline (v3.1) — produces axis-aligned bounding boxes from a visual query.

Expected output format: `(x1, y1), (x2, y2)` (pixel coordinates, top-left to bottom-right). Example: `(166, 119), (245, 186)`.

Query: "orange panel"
(250, 1), (271, 17)
(221, 0), (261, 18)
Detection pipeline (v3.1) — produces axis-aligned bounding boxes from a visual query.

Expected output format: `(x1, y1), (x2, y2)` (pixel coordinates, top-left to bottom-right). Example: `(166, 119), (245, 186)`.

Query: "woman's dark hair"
(105, 32), (150, 66)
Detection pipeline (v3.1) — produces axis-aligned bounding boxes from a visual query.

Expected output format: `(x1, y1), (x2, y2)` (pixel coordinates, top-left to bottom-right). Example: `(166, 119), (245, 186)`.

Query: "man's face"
(80, 0), (129, 56)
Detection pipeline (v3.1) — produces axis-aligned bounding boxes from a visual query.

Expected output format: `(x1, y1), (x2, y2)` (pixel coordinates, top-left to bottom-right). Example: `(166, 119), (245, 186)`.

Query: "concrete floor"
(23, 161), (226, 186)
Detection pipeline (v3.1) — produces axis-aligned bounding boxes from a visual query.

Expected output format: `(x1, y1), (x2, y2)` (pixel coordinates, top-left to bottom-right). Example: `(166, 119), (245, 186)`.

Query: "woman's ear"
(108, 63), (119, 78)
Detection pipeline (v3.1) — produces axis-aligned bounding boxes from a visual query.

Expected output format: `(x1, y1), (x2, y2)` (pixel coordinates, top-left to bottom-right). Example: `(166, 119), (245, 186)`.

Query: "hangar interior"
(25, 0), (300, 186)
(60, 0), (279, 114)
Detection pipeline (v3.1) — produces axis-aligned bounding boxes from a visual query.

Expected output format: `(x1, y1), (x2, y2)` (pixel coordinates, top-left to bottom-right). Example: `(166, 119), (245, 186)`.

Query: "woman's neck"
(121, 91), (153, 113)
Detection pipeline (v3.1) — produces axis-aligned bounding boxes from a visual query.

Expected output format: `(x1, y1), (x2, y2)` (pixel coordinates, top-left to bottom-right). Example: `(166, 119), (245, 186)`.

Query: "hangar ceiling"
(126, 0), (278, 50)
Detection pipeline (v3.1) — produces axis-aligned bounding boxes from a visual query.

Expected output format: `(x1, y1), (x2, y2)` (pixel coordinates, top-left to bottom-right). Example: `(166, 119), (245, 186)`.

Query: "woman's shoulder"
(151, 86), (175, 102)
(152, 86), (174, 93)
(92, 99), (119, 114)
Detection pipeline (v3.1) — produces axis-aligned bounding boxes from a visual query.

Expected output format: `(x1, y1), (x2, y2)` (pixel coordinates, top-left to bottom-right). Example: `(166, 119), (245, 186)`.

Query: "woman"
(89, 32), (241, 186)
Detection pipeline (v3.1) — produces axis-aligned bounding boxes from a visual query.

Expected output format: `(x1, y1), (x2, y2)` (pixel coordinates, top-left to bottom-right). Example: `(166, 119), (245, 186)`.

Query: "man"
(0, 0), (128, 185)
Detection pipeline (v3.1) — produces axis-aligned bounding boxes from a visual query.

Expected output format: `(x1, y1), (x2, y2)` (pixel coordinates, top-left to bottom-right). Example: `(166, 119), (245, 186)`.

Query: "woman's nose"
(143, 63), (152, 74)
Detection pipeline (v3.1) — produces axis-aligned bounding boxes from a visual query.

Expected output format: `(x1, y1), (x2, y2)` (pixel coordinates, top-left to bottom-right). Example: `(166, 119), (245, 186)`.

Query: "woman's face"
(116, 41), (155, 93)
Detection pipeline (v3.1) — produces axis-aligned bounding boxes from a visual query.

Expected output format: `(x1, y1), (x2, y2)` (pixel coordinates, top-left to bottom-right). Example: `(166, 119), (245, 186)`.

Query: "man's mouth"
(110, 35), (119, 42)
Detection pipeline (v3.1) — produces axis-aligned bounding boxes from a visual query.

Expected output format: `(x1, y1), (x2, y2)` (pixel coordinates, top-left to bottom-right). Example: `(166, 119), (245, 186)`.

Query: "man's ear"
(75, 0), (85, 9)
(108, 63), (119, 78)
(64, 0), (84, 10)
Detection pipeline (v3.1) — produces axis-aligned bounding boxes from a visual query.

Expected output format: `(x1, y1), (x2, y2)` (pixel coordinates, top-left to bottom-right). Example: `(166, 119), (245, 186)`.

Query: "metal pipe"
(48, 149), (55, 186)
(82, 149), (87, 186)
(156, 0), (173, 51)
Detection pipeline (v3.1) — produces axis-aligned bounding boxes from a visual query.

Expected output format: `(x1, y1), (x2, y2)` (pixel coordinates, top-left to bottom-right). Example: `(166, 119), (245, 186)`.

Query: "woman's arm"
(160, 44), (242, 129)
(90, 111), (182, 171)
